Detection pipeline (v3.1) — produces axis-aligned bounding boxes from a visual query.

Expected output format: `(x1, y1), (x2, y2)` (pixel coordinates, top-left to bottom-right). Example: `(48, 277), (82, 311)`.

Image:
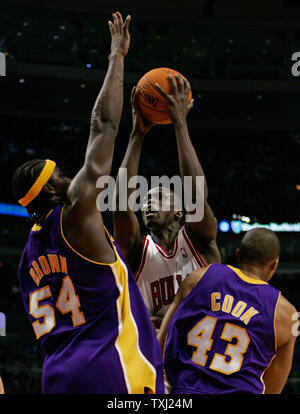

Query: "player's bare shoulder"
(181, 266), (210, 299)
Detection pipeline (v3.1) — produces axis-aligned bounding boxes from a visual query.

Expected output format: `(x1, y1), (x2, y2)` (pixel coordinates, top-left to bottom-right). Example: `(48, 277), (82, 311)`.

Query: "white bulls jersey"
(135, 224), (207, 318)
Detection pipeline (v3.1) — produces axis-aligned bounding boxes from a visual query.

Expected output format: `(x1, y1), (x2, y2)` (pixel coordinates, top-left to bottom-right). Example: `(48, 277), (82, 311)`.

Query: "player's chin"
(145, 219), (162, 231)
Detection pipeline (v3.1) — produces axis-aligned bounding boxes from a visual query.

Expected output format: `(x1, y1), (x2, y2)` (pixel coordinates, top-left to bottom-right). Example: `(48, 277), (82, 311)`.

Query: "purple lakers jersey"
(164, 264), (281, 394)
(18, 205), (164, 394)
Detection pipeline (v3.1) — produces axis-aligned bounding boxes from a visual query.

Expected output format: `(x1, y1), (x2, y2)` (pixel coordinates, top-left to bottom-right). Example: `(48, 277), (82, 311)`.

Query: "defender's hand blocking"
(108, 12), (131, 57)
(155, 74), (194, 125)
(131, 86), (154, 137)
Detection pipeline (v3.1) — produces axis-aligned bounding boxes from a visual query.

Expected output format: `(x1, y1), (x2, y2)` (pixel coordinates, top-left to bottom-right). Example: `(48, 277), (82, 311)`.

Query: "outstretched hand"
(155, 74), (194, 126)
(131, 86), (154, 137)
(108, 12), (131, 57)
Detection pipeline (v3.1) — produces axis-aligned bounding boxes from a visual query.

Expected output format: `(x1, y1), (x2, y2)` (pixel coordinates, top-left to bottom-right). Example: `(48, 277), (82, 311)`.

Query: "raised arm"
(113, 87), (153, 272)
(63, 12), (131, 262)
(262, 295), (298, 393)
(156, 76), (220, 264)
(68, 12), (131, 208)
(157, 268), (207, 353)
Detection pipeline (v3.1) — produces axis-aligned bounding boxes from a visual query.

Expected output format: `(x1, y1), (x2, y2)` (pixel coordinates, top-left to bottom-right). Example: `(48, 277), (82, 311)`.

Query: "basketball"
(136, 67), (192, 125)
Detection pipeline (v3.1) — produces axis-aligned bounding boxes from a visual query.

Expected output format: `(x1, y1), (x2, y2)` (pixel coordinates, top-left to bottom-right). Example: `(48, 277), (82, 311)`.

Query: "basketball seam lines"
(138, 76), (169, 117)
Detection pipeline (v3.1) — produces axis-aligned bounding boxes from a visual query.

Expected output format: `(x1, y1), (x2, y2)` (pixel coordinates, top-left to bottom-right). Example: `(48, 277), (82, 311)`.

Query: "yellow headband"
(18, 159), (56, 207)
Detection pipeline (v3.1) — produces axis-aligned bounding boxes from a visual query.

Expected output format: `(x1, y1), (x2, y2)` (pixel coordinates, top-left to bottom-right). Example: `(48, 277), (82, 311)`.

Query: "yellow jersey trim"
(60, 206), (118, 266)
(227, 265), (268, 285)
(111, 256), (157, 394)
(60, 207), (157, 392)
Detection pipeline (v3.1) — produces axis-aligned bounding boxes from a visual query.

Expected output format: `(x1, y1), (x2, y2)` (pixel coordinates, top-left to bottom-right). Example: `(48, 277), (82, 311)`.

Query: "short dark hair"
(239, 228), (280, 266)
(12, 159), (55, 224)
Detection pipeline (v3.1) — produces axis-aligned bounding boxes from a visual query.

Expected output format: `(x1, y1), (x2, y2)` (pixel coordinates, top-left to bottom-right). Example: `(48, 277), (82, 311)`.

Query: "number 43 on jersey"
(188, 316), (250, 375)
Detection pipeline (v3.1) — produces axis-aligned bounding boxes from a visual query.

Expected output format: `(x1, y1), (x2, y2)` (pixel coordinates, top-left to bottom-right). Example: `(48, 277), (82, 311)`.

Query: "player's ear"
(235, 248), (241, 263)
(43, 182), (56, 195)
(269, 257), (279, 274)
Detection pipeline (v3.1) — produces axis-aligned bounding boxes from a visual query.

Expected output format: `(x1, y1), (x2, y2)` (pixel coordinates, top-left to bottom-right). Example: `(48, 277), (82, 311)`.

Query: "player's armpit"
(185, 204), (221, 265)
(187, 201), (218, 242)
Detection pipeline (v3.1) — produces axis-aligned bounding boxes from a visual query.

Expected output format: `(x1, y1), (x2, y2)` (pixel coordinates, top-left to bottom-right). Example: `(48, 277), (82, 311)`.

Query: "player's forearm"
(124, 132), (144, 175)
(174, 121), (208, 201)
(263, 367), (289, 394)
(90, 52), (125, 135)
(115, 133), (144, 206)
(84, 53), (125, 177)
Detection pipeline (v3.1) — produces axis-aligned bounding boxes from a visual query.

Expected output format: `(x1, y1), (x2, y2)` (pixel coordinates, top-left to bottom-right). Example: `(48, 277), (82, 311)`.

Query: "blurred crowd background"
(0, 0), (300, 393)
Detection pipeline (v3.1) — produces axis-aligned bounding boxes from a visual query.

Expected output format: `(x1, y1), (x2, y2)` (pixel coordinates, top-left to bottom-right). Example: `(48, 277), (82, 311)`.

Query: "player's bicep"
(188, 201), (218, 241)
(113, 211), (141, 255)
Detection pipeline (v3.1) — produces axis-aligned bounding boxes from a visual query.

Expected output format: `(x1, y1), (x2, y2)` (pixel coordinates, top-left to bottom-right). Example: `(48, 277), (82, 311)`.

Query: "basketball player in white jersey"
(113, 74), (221, 327)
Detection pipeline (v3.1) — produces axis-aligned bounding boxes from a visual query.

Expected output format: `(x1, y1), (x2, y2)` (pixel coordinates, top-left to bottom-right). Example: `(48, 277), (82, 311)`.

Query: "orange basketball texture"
(136, 67), (192, 125)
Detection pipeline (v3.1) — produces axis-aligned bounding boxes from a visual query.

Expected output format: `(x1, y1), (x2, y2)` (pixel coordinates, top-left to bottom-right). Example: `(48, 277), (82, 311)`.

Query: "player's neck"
(150, 223), (180, 252)
(239, 263), (267, 282)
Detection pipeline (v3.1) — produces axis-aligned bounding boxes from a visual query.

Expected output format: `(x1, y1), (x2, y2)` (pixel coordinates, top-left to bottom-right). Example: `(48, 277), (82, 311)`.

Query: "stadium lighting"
(231, 220), (242, 234)
(0, 203), (28, 218)
(219, 220), (230, 232)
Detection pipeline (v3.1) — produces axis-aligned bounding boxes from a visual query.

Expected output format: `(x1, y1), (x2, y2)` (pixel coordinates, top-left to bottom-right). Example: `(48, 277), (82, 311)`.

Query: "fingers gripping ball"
(136, 67), (192, 125)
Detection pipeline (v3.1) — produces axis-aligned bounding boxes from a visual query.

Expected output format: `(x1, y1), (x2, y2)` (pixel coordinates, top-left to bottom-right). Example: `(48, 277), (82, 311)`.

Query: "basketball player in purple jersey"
(113, 75), (221, 327)
(12, 12), (164, 394)
(158, 228), (298, 394)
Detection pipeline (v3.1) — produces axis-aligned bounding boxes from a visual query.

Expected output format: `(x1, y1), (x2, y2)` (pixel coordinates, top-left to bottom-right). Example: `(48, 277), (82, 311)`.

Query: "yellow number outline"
(29, 286), (55, 340)
(29, 276), (85, 339)
(187, 316), (217, 367)
(188, 317), (250, 375)
(210, 323), (250, 375)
